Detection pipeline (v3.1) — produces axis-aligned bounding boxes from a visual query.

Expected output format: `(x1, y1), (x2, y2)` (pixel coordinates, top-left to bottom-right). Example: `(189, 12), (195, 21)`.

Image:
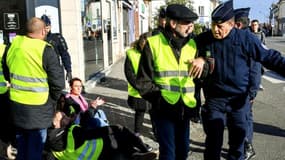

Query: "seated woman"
(58, 77), (108, 128)
(46, 111), (157, 160)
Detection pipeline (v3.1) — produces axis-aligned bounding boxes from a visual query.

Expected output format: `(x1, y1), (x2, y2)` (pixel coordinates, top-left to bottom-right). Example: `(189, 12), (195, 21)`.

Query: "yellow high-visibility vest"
(148, 33), (197, 108)
(52, 125), (104, 160)
(6, 36), (49, 105)
(126, 48), (142, 98)
(0, 44), (8, 94)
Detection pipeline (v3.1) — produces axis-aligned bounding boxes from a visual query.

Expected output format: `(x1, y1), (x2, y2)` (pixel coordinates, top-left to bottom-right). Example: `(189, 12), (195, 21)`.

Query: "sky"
(222, 0), (279, 23)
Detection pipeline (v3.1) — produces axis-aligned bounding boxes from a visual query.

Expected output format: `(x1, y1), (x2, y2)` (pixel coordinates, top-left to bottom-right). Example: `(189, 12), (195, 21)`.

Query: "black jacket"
(136, 27), (202, 120)
(47, 32), (72, 73)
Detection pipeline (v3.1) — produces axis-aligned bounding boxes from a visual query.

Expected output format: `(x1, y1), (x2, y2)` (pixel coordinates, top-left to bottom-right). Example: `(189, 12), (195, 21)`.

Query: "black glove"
(66, 72), (72, 82)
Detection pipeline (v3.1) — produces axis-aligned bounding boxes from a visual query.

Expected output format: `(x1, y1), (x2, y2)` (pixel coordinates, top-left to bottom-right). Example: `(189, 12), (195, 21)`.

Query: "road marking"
(263, 71), (285, 84)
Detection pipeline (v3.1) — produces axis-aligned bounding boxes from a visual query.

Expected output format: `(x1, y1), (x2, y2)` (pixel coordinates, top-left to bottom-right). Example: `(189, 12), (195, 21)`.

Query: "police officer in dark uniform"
(234, 7), (259, 160)
(41, 15), (72, 82)
(194, 0), (285, 159)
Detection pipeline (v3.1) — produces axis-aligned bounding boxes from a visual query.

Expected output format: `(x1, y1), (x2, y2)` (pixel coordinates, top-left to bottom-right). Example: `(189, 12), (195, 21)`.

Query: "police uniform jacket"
(195, 27), (285, 98)
(244, 28), (261, 100)
(2, 37), (65, 130)
(47, 32), (72, 73)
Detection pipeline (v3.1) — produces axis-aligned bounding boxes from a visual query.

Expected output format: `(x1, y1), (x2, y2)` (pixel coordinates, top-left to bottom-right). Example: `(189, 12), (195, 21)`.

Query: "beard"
(174, 27), (189, 38)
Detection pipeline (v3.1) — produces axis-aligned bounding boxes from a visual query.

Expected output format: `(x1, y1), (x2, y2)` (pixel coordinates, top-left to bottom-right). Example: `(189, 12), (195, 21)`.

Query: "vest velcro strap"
(11, 73), (47, 83)
(0, 82), (6, 86)
(11, 84), (48, 92)
(159, 84), (194, 93)
(155, 70), (188, 77)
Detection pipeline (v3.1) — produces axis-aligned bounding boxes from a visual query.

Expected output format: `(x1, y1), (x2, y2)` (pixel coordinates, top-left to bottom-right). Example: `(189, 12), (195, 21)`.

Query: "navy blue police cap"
(234, 7), (250, 19)
(166, 4), (198, 22)
(212, 0), (234, 23)
(41, 14), (51, 26)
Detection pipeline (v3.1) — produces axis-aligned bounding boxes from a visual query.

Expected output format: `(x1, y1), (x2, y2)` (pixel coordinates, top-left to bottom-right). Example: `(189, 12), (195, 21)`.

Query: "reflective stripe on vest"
(52, 125), (104, 160)
(126, 48), (142, 98)
(0, 44), (8, 94)
(148, 33), (197, 108)
(6, 36), (49, 105)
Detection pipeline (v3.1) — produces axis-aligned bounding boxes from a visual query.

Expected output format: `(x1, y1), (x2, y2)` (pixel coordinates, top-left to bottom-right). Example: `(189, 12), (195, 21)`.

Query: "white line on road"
(263, 71), (285, 84)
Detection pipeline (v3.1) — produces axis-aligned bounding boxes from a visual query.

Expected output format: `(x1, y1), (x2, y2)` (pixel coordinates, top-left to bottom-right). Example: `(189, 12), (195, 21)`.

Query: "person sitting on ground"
(45, 111), (157, 160)
(58, 77), (108, 128)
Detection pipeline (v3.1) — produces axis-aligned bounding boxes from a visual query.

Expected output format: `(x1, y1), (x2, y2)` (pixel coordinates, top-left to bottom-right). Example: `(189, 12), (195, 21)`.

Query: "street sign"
(4, 13), (20, 30)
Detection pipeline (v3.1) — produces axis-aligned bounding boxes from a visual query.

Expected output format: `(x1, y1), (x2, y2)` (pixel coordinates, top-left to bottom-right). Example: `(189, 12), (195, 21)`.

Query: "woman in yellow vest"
(45, 111), (157, 160)
(124, 32), (156, 143)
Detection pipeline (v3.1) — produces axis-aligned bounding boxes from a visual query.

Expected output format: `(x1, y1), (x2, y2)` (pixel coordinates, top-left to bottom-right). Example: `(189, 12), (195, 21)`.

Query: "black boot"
(245, 142), (256, 160)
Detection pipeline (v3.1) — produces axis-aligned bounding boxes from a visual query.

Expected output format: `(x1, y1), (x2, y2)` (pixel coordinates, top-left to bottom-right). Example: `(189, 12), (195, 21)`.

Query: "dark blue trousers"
(202, 95), (250, 160)
(154, 117), (190, 160)
(16, 128), (47, 160)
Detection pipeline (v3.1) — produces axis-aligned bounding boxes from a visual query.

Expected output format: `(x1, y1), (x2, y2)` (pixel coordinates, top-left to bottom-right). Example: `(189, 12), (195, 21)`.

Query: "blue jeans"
(16, 128), (47, 160)
(154, 117), (190, 160)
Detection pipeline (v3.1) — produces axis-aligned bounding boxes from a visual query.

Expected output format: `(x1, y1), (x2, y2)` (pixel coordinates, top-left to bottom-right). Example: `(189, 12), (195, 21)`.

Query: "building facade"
(270, 0), (285, 36)
(0, 0), (220, 83)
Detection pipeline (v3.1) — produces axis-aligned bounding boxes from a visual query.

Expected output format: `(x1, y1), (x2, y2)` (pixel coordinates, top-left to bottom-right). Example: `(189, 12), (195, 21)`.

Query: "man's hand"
(7, 144), (17, 160)
(66, 71), (72, 82)
(90, 97), (105, 108)
(187, 57), (205, 78)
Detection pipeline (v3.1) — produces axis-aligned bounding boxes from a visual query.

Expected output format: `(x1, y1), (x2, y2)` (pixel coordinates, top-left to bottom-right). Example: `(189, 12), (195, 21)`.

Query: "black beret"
(234, 7), (250, 20)
(212, 0), (234, 23)
(166, 4), (198, 22)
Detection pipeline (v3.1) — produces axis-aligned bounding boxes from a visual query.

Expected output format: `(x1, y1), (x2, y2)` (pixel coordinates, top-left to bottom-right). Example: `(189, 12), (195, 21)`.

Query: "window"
(198, 6), (204, 16)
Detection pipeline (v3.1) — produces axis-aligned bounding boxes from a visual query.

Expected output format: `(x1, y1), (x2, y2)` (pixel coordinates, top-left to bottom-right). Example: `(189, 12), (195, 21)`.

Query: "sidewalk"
(84, 57), (206, 160)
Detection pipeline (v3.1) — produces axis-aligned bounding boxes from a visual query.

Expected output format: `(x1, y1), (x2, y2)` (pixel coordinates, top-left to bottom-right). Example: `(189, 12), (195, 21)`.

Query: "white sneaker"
(259, 84), (264, 91)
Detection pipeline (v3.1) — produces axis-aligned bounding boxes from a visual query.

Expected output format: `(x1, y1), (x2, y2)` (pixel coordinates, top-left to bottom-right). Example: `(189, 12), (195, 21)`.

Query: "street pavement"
(84, 36), (285, 160)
